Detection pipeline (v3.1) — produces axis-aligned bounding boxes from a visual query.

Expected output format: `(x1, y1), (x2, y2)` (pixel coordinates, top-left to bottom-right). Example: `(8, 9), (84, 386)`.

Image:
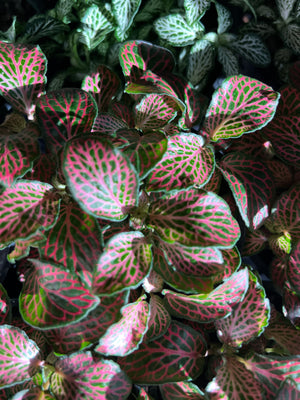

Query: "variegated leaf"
(184, 0), (211, 25)
(188, 40), (215, 87)
(287, 241), (300, 294)
(36, 89), (97, 153)
(218, 152), (275, 229)
(7, 232), (45, 263)
(146, 133), (215, 192)
(63, 136), (139, 221)
(215, 269), (270, 348)
(92, 112), (128, 134)
(147, 188), (240, 248)
(112, 0), (141, 34)
(202, 75), (279, 142)
(281, 24), (300, 55)
(20, 259), (99, 329)
(283, 282), (300, 327)
(231, 34), (271, 66)
(144, 294), (171, 342)
(0, 42), (46, 119)
(160, 381), (205, 399)
(50, 351), (132, 399)
(163, 268), (249, 323)
(118, 320), (206, 384)
(93, 231), (152, 295)
(0, 325), (41, 389)
(242, 228), (268, 257)
(276, 0), (297, 20)
(275, 378), (300, 399)
(216, 2), (232, 34)
(217, 46), (239, 76)
(0, 181), (60, 245)
(10, 387), (56, 399)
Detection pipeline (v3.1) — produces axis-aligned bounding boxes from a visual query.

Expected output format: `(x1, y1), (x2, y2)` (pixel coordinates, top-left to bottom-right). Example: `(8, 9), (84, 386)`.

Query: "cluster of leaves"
(0, 3), (299, 400)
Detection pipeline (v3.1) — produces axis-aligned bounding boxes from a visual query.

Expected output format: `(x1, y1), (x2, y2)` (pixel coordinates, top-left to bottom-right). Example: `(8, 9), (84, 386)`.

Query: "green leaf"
(215, 2), (232, 34)
(21, 15), (69, 43)
(217, 46), (239, 76)
(276, 0), (297, 20)
(184, 0), (211, 25)
(188, 40), (215, 87)
(112, 0), (142, 35)
(231, 34), (271, 66)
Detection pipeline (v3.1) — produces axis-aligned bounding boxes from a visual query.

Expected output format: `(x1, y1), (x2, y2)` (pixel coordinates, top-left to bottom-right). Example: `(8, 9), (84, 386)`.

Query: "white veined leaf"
(215, 2), (232, 34)
(55, 0), (74, 23)
(281, 24), (300, 54)
(112, 0), (142, 32)
(230, 33), (271, 66)
(276, 0), (297, 20)
(135, 0), (166, 22)
(184, 0), (211, 25)
(188, 39), (215, 87)
(154, 14), (202, 47)
(217, 46), (239, 76)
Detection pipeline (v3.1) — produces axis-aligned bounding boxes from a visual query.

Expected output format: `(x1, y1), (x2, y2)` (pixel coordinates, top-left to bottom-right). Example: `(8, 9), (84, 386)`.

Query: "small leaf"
(276, 0), (297, 21)
(0, 325), (41, 389)
(188, 40), (215, 87)
(92, 113), (128, 134)
(163, 268), (249, 323)
(63, 136), (139, 221)
(0, 284), (10, 324)
(0, 42), (46, 119)
(20, 259), (100, 330)
(160, 381), (205, 399)
(93, 231), (152, 295)
(242, 228), (268, 256)
(231, 34), (271, 66)
(184, 0), (211, 25)
(118, 320), (207, 384)
(112, 0), (141, 34)
(144, 294), (171, 342)
(218, 152), (275, 229)
(202, 75), (280, 142)
(216, 2), (232, 34)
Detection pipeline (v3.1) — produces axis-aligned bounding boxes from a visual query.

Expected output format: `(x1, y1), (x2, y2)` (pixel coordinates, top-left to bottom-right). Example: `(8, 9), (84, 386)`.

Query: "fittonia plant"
(0, 37), (300, 399)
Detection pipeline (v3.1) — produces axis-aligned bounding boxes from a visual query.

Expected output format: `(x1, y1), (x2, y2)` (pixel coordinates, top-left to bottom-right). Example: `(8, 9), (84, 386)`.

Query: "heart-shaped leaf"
(0, 325), (41, 389)
(0, 42), (46, 119)
(20, 259), (99, 329)
(218, 152), (275, 229)
(95, 295), (149, 356)
(147, 188), (240, 248)
(36, 89), (97, 153)
(118, 320), (207, 384)
(160, 381), (205, 399)
(163, 268), (249, 323)
(215, 269), (270, 348)
(93, 231), (152, 295)
(147, 134), (215, 192)
(63, 136), (139, 221)
(144, 294), (171, 342)
(202, 75), (280, 142)
(0, 181), (60, 245)
(50, 351), (132, 399)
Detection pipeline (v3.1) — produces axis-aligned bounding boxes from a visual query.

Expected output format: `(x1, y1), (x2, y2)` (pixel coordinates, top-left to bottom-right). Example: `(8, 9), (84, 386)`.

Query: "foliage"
(0, 0), (299, 399)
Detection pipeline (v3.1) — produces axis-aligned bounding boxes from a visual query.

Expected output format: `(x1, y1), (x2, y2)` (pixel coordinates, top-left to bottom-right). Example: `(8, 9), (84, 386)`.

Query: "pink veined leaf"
(215, 269), (270, 348)
(36, 88), (97, 153)
(50, 351), (132, 400)
(0, 42), (46, 119)
(134, 94), (179, 130)
(82, 64), (120, 112)
(101, 220), (131, 243)
(202, 167), (222, 193)
(111, 101), (135, 128)
(95, 295), (149, 357)
(39, 200), (103, 287)
(23, 153), (57, 184)
(1, 380), (35, 399)
(19, 258), (100, 330)
(178, 82), (207, 130)
(0, 180), (60, 246)
(43, 292), (127, 354)
(63, 136), (139, 221)
(121, 130), (168, 179)
(0, 283), (10, 324)
(264, 158), (294, 190)
(163, 268), (249, 323)
(93, 231), (152, 296)
(119, 40), (175, 80)
(142, 269), (164, 293)
(225, 131), (275, 160)
(283, 283), (300, 328)
(0, 123), (40, 187)
(205, 355), (263, 400)
(242, 228), (269, 257)
(153, 245), (214, 294)
(275, 378), (300, 399)
(216, 247), (241, 281)
(218, 152), (275, 229)
(286, 240), (300, 294)
(118, 320), (207, 384)
(243, 353), (300, 400)
(135, 388), (154, 399)
(91, 112), (128, 134)
(268, 231), (292, 259)
(201, 75), (280, 142)
(146, 188), (240, 248)
(264, 306), (300, 356)
(144, 294), (171, 343)
(0, 325), (42, 390)
(160, 381), (205, 400)
(7, 232), (45, 263)
(146, 133), (215, 192)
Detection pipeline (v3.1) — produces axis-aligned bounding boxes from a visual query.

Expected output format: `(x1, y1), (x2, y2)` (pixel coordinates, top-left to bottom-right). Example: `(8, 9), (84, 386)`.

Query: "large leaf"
(163, 268), (249, 323)
(95, 295), (149, 356)
(0, 42), (46, 119)
(20, 259), (99, 330)
(215, 270), (270, 348)
(206, 356), (263, 399)
(118, 320), (206, 384)
(146, 188), (240, 248)
(201, 75), (280, 142)
(0, 325), (41, 389)
(0, 181), (60, 245)
(93, 231), (152, 295)
(50, 351), (132, 400)
(218, 152), (275, 229)
(36, 89), (97, 153)
(63, 136), (139, 221)
(146, 134), (215, 192)
(160, 381), (205, 399)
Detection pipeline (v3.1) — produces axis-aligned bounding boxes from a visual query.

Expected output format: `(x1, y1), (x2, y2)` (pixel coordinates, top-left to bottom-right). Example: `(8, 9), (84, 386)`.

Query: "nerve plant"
(0, 35), (300, 400)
